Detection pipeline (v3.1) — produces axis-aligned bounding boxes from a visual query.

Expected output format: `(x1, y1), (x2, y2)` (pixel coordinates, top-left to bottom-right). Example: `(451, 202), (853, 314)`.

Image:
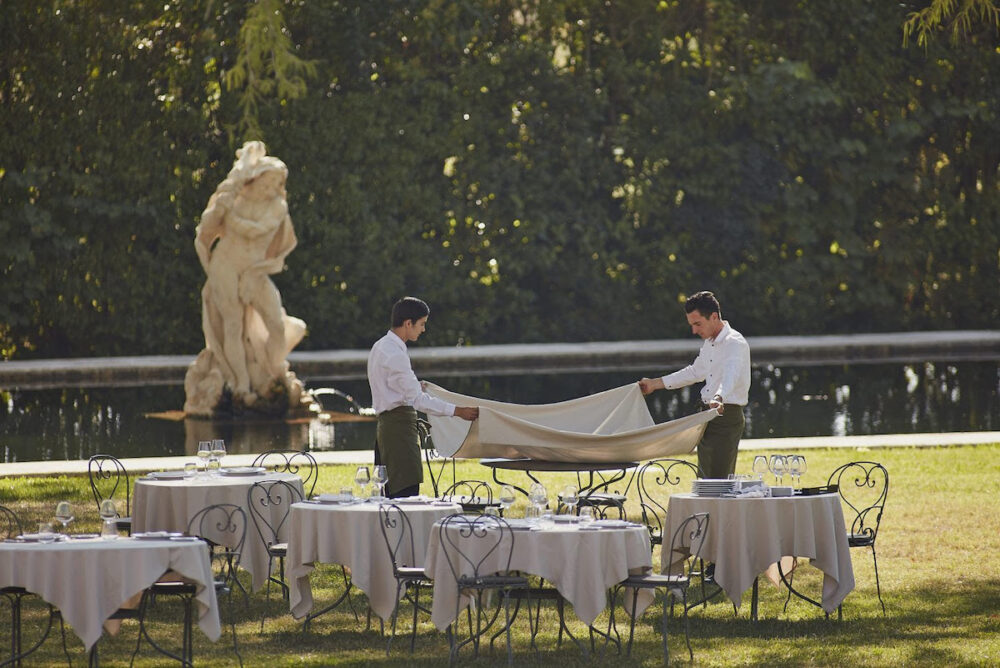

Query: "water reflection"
(1, 361), (997, 462)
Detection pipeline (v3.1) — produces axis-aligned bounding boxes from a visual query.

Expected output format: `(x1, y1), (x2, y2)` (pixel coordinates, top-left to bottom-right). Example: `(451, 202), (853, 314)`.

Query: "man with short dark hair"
(367, 297), (478, 498)
(639, 291), (751, 479)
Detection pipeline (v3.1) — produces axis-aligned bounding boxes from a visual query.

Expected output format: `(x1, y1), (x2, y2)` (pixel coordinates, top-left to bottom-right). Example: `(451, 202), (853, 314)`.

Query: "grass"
(2, 444), (1000, 666)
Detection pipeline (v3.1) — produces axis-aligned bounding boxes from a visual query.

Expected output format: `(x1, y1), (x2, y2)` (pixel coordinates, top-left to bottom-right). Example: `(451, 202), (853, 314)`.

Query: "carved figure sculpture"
(184, 141), (307, 416)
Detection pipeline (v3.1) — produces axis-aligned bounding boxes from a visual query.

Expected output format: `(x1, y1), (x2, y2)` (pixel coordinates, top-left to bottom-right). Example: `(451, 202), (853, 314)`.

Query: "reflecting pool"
(2, 361), (997, 462)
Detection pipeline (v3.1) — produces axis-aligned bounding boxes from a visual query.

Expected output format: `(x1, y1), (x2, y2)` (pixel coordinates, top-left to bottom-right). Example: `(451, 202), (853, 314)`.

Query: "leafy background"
(2, 0), (998, 359)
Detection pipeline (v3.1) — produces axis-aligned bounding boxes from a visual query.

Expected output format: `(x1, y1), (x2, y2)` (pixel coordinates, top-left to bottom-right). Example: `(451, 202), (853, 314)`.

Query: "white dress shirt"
(367, 330), (456, 416)
(660, 321), (751, 406)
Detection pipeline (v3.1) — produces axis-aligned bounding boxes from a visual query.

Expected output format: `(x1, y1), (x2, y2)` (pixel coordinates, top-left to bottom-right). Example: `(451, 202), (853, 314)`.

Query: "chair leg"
(504, 593), (514, 667)
(681, 590), (693, 661)
(660, 588), (669, 665)
(626, 587), (639, 656)
(410, 584), (420, 652)
(871, 545), (886, 615)
(783, 569), (795, 612)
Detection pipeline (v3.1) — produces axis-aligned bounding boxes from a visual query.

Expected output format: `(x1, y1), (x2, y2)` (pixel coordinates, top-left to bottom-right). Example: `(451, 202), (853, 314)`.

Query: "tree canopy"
(2, 0), (998, 360)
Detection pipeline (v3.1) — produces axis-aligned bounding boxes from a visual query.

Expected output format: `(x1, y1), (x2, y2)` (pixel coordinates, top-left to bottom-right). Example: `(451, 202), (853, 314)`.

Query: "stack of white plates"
(692, 479), (738, 497)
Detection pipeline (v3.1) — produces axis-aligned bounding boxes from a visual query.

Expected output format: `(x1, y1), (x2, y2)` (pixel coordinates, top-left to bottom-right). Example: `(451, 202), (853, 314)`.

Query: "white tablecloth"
(287, 500), (461, 621)
(663, 493), (855, 613)
(133, 472), (304, 591)
(0, 537), (220, 651)
(425, 520), (653, 630)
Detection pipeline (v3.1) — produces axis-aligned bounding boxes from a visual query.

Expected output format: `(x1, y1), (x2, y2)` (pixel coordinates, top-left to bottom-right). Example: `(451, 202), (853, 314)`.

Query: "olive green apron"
(375, 406), (422, 495)
(697, 404), (745, 479)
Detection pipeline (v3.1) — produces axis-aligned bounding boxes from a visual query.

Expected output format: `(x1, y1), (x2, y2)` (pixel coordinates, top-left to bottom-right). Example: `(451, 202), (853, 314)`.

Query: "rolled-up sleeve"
(384, 349), (456, 417)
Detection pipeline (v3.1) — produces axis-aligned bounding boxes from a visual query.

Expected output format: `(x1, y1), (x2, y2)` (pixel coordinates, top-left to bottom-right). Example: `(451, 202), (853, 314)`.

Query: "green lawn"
(2, 444), (999, 666)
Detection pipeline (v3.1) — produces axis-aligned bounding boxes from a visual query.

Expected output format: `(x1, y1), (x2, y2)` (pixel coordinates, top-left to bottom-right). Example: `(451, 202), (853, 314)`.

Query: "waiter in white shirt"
(367, 296), (479, 498)
(639, 291), (751, 479)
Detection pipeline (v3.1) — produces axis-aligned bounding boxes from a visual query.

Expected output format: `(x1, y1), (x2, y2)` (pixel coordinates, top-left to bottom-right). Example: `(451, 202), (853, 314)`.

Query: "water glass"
(184, 462), (198, 478)
(100, 518), (119, 540)
(37, 522), (56, 542)
(538, 512), (555, 530)
(99, 499), (117, 521)
(484, 506), (500, 517)
(578, 506), (595, 527)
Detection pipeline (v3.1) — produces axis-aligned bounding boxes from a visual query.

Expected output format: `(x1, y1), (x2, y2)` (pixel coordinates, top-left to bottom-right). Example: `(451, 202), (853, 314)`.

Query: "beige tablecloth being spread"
(133, 472), (304, 591)
(424, 382), (718, 462)
(663, 494), (855, 613)
(425, 522), (653, 630)
(0, 538), (220, 651)
(287, 500), (460, 621)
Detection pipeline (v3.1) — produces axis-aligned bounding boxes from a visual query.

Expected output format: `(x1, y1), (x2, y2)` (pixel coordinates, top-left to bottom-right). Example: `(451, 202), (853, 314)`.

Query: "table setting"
(287, 484), (462, 623)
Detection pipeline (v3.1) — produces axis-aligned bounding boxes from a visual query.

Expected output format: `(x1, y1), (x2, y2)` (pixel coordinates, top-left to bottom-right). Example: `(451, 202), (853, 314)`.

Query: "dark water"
(1, 361), (997, 463)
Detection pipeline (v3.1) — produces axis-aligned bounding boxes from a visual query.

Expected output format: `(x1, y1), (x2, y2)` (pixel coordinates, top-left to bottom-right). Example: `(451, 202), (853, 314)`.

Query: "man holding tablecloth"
(367, 296), (479, 498)
(639, 291), (751, 479)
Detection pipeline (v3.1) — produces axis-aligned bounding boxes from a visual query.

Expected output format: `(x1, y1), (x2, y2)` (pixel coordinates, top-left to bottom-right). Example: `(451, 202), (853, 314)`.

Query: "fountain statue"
(184, 141), (309, 417)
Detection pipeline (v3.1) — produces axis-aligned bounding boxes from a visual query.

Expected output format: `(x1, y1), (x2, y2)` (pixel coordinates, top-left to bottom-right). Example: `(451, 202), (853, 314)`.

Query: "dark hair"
(684, 291), (721, 319)
(391, 296), (430, 327)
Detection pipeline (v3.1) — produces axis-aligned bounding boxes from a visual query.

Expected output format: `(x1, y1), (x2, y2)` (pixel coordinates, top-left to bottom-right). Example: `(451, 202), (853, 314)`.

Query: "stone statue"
(184, 141), (308, 417)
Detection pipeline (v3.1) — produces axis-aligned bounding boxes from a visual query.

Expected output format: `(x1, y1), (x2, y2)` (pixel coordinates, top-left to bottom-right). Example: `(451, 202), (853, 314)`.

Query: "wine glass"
(99, 499), (117, 521)
(373, 465), (388, 499)
(793, 455), (807, 487)
(787, 455), (802, 488)
(560, 484), (579, 516)
(355, 466), (371, 500)
(54, 501), (74, 533)
(99, 499), (119, 539)
(752, 455), (769, 481)
(769, 454), (786, 485)
(210, 439), (227, 471)
(528, 482), (547, 516)
(196, 441), (211, 477)
(499, 485), (516, 516)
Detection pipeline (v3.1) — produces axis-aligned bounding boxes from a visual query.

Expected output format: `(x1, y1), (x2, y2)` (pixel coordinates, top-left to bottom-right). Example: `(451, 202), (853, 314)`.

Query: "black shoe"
(703, 563), (716, 584)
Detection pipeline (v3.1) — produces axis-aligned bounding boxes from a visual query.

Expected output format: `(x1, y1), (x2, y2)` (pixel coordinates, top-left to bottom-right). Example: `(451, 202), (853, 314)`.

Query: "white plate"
(16, 533), (59, 542)
(169, 536), (203, 542)
(133, 531), (183, 540)
(593, 520), (631, 529)
(219, 467), (267, 476)
(315, 494), (350, 504)
(147, 471), (189, 480)
(395, 496), (432, 505)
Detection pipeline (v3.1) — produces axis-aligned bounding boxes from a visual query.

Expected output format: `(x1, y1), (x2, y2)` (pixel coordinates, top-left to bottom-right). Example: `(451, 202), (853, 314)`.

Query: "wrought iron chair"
(571, 466), (636, 520)
(247, 479), (303, 631)
(438, 513), (530, 666)
(635, 459), (702, 547)
(251, 449), (319, 498)
(828, 461), (889, 615)
(441, 480), (500, 514)
(377, 503), (433, 654)
(421, 419), (457, 497)
(619, 511), (710, 664)
(130, 504), (248, 666)
(87, 454), (132, 534)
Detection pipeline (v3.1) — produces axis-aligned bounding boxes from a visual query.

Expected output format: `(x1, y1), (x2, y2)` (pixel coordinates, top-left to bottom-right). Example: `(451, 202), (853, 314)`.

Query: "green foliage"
(2, 0), (998, 359)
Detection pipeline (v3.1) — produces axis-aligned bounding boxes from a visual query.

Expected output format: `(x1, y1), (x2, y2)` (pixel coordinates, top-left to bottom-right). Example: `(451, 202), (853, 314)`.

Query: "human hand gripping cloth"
(423, 382), (719, 462)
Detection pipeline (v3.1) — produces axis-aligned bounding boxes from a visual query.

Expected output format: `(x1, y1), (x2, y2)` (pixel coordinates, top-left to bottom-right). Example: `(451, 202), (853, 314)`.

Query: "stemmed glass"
(355, 466), (371, 500)
(499, 485), (516, 516)
(54, 501), (74, 533)
(752, 455), (769, 481)
(196, 441), (211, 477)
(528, 482), (548, 517)
(787, 455), (801, 488)
(790, 454), (807, 487)
(210, 439), (227, 472)
(560, 484), (579, 516)
(769, 455), (787, 485)
(372, 465), (388, 500)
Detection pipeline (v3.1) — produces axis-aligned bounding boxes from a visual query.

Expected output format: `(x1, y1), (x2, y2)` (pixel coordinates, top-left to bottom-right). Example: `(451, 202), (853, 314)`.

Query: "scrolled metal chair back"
(828, 461), (889, 543)
(667, 511), (711, 574)
(636, 459), (701, 544)
(87, 454), (131, 517)
(247, 479), (302, 549)
(252, 449), (319, 497)
(442, 480), (494, 504)
(438, 513), (514, 583)
(0, 504), (22, 539)
(188, 503), (248, 585)
(379, 503), (418, 575)
(421, 419), (456, 497)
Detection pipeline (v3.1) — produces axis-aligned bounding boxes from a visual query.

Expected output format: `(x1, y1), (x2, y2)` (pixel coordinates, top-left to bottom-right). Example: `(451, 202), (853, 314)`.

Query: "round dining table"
(132, 470), (304, 591)
(287, 497), (462, 623)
